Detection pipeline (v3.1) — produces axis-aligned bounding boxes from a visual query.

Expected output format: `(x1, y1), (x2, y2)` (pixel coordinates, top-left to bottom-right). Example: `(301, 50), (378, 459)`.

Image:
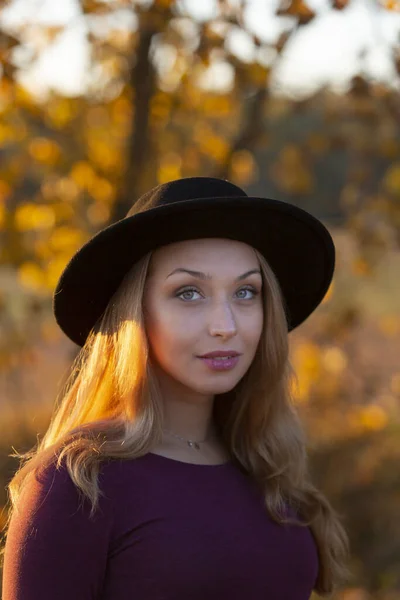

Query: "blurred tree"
(1, 1), (400, 596)
(0, 0), (398, 292)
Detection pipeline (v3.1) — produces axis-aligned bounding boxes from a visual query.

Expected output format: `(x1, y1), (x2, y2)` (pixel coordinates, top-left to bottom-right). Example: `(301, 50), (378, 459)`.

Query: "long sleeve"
(2, 459), (114, 600)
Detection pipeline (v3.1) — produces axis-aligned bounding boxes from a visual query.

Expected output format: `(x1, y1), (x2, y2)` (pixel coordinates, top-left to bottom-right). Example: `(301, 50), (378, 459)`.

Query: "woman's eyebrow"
(166, 268), (262, 281)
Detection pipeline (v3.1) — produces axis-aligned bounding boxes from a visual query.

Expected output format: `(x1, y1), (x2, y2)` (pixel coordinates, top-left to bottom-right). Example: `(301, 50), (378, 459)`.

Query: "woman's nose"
(208, 301), (237, 336)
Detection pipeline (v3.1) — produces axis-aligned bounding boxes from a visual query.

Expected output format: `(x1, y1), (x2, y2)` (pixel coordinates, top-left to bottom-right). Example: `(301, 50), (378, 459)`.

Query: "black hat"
(53, 177), (335, 347)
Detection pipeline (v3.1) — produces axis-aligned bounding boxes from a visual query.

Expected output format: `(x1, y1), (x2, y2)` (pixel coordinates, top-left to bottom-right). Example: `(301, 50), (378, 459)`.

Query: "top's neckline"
(146, 452), (233, 467)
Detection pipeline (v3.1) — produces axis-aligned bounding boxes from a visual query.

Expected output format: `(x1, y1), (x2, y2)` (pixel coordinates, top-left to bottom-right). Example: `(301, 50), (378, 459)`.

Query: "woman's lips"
(198, 356), (240, 371)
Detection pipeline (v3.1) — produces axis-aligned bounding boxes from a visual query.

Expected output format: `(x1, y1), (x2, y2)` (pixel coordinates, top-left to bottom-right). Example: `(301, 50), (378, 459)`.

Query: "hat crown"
(126, 177), (247, 218)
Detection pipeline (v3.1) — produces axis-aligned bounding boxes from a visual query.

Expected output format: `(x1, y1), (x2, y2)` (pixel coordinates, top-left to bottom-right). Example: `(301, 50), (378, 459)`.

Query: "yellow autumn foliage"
(291, 341), (321, 403)
(87, 177), (116, 204)
(359, 404), (388, 431)
(321, 346), (348, 374)
(316, 373), (341, 399)
(230, 149), (258, 186)
(48, 226), (87, 253)
(0, 180), (11, 200)
(51, 202), (75, 222)
(202, 95), (234, 117)
(383, 162), (400, 195)
(53, 177), (81, 202)
(248, 63), (269, 87)
(351, 257), (371, 276)
(378, 137), (400, 159)
(87, 202), (111, 226)
(28, 138), (61, 164)
(41, 319), (62, 343)
(87, 138), (121, 171)
(19, 252), (83, 293)
(111, 95), (132, 126)
(18, 262), (47, 292)
(290, 373), (311, 404)
(15, 203), (55, 232)
(157, 151), (182, 183)
(0, 123), (15, 144)
(45, 254), (76, 290)
(155, 0), (175, 7)
(194, 123), (230, 162)
(46, 98), (76, 128)
(151, 93), (172, 121)
(379, 0), (400, 11)
(70, 161), (97, 189)
(33, 238), (53, 261)
(183, 146), (201, 171)
(294, 341), (321, 377)
(270, 144), (314, 195)
(41, 175), (81, 203)
(378, 314), (400, 336)
(0, 182), (10, 226)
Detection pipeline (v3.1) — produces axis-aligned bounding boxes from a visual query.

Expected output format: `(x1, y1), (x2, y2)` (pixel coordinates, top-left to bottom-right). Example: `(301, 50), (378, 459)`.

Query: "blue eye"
(175, 286), (259, 302)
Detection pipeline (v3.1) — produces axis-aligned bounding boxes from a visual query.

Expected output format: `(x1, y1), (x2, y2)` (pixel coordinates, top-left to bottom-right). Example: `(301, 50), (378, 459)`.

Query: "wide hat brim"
(53, 195), (335, 347)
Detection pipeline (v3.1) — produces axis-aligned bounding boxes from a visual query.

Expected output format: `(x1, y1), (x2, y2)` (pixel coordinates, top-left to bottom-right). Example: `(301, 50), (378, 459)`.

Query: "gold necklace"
(162, 428), (214, 451)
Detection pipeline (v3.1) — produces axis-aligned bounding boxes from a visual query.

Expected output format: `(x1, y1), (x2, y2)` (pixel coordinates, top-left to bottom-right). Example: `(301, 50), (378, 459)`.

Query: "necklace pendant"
(188, 441), (201, 450)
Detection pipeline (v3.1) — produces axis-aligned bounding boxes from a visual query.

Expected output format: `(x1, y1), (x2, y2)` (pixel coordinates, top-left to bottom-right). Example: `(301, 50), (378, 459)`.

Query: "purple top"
(3, 453), (319, 600)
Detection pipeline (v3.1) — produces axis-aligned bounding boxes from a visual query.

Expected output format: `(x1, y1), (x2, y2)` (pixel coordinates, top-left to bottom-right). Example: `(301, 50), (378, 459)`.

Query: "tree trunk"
(110, 15), (157, 222)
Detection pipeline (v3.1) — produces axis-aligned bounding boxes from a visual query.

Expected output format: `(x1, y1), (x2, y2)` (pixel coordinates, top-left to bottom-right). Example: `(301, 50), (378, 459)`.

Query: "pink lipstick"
(198, 354), (240, 371)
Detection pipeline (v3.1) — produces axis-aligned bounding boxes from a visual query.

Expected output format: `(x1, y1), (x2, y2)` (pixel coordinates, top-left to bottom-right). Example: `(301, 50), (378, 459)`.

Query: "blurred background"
(0, 0), (400, 597)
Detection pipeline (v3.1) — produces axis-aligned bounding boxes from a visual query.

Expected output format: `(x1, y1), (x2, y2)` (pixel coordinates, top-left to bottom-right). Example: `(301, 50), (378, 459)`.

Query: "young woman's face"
(143, 238), (264, 399)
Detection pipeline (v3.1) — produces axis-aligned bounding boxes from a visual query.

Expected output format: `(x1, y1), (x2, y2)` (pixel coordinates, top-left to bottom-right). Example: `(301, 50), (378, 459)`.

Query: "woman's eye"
(175, 286), (259, 302)
(178, 288), (201, 301)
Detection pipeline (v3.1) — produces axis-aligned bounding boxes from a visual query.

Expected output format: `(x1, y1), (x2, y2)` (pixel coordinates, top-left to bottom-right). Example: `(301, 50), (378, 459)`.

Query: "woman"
(1, 177), (351, 599)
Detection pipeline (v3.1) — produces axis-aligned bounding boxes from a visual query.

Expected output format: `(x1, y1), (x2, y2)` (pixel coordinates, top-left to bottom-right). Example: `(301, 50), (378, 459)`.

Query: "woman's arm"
(2, 460), (113, 600)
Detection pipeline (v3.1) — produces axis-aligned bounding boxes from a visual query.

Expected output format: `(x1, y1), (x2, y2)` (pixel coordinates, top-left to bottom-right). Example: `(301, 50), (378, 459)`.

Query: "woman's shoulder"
(3, 457), (115, 600)
(19, 454), (119, 519)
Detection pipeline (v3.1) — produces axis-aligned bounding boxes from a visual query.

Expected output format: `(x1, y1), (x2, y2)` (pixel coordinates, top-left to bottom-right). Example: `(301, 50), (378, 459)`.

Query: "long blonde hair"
(1, 246), (351, 596)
